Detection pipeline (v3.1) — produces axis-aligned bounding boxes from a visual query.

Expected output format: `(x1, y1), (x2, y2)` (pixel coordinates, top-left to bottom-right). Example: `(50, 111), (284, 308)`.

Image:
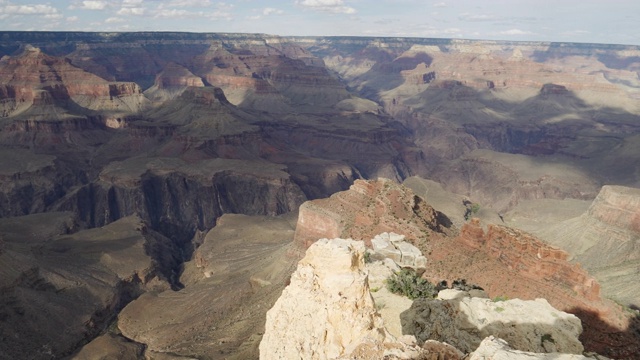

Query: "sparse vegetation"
(471, 203), (481, 214)
(494, 306), (505, 312)
(364, 251), (372, 263)
(463, 200), (481, 220)
(385, 268), (437, 300)
(541, 333), (555, 344)
(492, 295), (509, 302)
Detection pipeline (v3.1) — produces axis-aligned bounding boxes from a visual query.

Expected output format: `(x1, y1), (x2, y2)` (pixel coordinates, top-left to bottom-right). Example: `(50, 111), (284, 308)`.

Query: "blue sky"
(1, 0), (639, 45)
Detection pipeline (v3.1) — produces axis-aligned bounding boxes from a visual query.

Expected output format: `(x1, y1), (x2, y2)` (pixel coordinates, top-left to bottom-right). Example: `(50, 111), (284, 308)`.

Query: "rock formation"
(537, 185), (640, 308)
(114, 213), (298, 359)
(260, 237), (437, 359)
(401, 291), (584, 354)
(261, 236), (594, 359)
(469, 336), (593, 360)
(294, 178), (454, 250)
(0, 215), (173, 359)
(0, 32), (639, 359)
(0, 45), (146, 117)
(370, 232), (427, 270)
(293, 179), (637, 357)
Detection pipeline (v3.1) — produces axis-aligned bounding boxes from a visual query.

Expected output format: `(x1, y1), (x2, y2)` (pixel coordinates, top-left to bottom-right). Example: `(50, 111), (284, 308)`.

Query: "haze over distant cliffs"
(0, 32), (639, 359)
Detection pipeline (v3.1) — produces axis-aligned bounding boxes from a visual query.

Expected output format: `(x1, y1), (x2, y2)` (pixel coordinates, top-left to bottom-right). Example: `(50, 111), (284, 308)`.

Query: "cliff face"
(260, 236), (590, 359)
(457, 221), (601, 303)
(0, 46), (146, 117)
(294, 178), (453, 250)
(0, 32), (639, 359)
(0, 215), (173, 360)
(538, 185), (640, 309)
(293, 179), (638, 358)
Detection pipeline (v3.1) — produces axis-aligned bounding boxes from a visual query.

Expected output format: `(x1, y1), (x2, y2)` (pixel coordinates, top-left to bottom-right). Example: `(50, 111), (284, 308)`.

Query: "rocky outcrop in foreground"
(470, 336), (593, 360)
(260, 238), (429, 359)
(402, 290), (584, 354)
(260, 236), (591, 359)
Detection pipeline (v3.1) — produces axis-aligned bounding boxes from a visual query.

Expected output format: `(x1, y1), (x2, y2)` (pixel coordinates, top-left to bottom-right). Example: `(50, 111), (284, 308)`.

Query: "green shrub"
(385, 268), (437, 300)
(541, 333), (555, 344)
(471, 203), (481, 214)
(492, 295), (509, 302)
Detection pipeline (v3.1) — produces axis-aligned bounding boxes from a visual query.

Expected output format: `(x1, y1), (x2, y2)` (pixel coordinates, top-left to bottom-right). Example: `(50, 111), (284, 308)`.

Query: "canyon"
(0, 31), (638, 359)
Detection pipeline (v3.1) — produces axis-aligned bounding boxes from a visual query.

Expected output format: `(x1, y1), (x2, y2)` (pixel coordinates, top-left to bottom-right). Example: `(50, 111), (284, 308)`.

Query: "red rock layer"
(293, 179), (638, 358)
(0, 46), (142, 117)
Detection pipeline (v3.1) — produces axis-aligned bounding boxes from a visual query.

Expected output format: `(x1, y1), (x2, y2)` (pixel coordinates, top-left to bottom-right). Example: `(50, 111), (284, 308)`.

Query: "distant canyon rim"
(0, 31), (638, 359)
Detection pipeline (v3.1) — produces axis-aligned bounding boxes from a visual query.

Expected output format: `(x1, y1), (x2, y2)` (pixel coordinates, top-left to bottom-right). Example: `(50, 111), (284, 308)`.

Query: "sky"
(1, 0), (639, 46)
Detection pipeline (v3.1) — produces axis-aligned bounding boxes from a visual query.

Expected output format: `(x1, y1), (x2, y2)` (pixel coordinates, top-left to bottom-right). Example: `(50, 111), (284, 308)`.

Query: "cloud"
(263, 7), (283, 16)
(154, 8), (191, 18)
(458, 12), (500, 22)
(499, 28), (534, 35)
(117, 7), (144, 15)
(1, 4), (59, 15)
(297, 0), (356, 14)
(374, 18), (399, 25)
(122, 0), (144, 5)
(433, 2), (446, 7)
(78, 1), (108, 10)
(364, 25), (463, 38)
(67, 16), (79, 22)
(105, 16), (125, 23)
(153, 1), (231, 19)
(167, 0), (211, 6)
(44, 13), (63, 19)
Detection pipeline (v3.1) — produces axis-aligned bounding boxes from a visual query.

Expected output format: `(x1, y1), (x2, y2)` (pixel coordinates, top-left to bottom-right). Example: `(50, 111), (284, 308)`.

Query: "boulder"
(469, 336), (594, 360)
(401, 290), (584, 354)
(371, 232), (427, 270)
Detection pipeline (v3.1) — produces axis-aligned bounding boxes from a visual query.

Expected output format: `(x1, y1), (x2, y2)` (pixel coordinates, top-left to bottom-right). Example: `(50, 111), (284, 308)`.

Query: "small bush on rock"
(386, 268), (437, 299)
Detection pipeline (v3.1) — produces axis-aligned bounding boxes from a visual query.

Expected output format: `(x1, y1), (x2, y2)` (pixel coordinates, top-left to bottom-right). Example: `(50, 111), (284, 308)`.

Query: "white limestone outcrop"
(370, 232), (427, 270)
(259, 237), (428, 359)
(469, 336), (594, 360)
(401, 290), (584, 354)
(260, 235), (591, 359)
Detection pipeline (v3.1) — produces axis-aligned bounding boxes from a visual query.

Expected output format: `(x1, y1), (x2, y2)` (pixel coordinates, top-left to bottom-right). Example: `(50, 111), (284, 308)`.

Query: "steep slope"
(0, 45), (146, 117)
(260, 236), (591, 359)
(294, 179), (639, 358)
(115, 213), (298, 359)
(0, 215), (174, 359)
(303, 37), (640, 207)
(537, 185), (640, 308)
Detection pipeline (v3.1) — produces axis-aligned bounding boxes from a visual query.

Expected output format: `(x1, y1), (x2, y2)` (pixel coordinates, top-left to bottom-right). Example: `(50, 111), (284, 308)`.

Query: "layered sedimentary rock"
(54, 157), (306, 244)
(0, 45), (146, 117)
(293, 179), (637, 358)
(144, 62), (205, 102)
(0, 32), (639, 359)
(432, 218), (637, 358)
(116, 213), (298, 359)
(538, 185), (640, 308)
(294, 178), (453, 250)
(456, 220), (601, 303)
(0, 215), (173, 360)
